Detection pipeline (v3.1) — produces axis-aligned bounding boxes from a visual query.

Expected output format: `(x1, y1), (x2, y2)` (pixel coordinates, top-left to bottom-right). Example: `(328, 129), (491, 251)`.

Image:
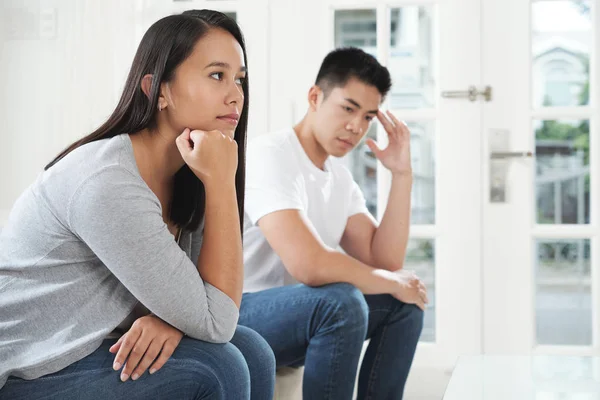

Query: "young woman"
(0, 10), (275, 400)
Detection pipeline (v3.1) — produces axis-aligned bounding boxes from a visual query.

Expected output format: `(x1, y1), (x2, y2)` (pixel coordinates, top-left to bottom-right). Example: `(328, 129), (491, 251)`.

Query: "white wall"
(0, 0), (141, 223)
(267, 0), (329, 131)
(0, 0), (278, 225)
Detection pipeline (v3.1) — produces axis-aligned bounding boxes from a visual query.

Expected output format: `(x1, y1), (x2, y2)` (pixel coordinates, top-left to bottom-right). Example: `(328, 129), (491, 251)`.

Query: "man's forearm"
(371, 173), (412, 271)
(306, 249), (397, 295)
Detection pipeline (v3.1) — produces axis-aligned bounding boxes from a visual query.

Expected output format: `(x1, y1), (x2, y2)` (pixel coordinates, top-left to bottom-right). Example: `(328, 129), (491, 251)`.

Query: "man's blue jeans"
(239, 283), (424, 399)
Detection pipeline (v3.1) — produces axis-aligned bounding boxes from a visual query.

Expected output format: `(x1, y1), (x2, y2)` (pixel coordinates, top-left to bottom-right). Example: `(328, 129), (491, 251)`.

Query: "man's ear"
(308, 85), (324, 112)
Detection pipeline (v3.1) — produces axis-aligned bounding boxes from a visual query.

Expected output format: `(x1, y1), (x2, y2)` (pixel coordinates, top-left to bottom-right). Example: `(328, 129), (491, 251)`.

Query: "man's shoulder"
(247, 129), (300, 172)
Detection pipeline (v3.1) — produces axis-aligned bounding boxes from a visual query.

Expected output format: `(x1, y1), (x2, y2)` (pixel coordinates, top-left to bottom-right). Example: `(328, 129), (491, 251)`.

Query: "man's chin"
(329, 148), (352, 158)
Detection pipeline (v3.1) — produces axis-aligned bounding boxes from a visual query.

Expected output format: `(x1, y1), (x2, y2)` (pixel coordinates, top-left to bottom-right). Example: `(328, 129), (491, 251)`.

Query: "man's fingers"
(377, 110), (396, 133)
(387, 111), (410, 137)
(419, 288), (429, 304)
(365, 138), (383, 158)
(399, 269), (416, 278)
(385, 110), (404, 130)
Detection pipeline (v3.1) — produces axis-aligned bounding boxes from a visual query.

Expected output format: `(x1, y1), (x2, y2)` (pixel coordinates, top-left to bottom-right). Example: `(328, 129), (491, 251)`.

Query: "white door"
(267, 0), (484, 372)
(483, 0), (599, 356)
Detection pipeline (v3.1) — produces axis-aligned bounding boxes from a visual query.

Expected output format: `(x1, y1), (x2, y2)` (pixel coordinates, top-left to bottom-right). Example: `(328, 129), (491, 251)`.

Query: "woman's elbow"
(202, 326), (236, 343)
(185, 312), (239, 343)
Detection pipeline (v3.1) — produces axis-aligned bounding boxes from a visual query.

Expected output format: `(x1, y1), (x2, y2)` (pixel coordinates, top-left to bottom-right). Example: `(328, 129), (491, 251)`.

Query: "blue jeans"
(239, 283), (423, 400)
(0, 326), (275, 400)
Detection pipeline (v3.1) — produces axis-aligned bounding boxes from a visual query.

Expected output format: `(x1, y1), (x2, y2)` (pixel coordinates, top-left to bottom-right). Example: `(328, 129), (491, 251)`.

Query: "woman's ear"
(158, 82), (172, 112)
(141, 74), (168, 111)
(140, 74), (154, 99)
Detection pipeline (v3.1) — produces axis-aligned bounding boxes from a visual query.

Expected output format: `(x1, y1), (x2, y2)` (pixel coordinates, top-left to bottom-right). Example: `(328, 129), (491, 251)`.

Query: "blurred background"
(0, 0), (598, 398)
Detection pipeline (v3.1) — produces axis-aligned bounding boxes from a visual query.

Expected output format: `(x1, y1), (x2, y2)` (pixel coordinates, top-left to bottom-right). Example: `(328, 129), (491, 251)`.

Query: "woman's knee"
(169, 338), (251, 399)
(231, 325), (276, 377)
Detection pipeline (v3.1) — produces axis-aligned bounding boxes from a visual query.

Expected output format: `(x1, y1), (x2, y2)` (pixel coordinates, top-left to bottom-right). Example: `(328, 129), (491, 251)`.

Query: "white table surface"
(444, 355), (600, 399)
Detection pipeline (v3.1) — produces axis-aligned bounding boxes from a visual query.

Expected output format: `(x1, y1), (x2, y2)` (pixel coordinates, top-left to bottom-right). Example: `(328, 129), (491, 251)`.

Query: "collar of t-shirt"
(290, 130), (332, 183)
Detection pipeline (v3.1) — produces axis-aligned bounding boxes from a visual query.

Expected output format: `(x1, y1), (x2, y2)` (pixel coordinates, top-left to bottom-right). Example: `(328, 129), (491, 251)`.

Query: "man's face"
(312, 77), (382, 157)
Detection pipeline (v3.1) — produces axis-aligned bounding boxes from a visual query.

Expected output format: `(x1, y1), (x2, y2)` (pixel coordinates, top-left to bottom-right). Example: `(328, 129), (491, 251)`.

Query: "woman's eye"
(235, 77), (246, 85)
(210, 72), (223, 80)
(344, 107), (353, 113)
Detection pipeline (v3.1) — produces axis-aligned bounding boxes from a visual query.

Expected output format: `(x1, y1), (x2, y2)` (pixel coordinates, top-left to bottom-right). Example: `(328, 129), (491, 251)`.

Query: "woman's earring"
(158, 104), (163, 112)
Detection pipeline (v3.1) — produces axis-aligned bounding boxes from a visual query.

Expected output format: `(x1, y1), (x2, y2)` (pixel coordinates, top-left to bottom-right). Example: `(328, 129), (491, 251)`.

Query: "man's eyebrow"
(344, 97), (377, 114)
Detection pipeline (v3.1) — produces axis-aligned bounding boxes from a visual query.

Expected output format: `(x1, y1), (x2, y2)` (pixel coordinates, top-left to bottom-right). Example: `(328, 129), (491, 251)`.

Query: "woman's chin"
(220, 126), (237, 139)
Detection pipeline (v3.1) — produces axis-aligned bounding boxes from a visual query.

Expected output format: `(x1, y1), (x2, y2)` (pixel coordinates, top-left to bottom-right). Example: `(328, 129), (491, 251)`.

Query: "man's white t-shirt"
(243, 128), (370, 293)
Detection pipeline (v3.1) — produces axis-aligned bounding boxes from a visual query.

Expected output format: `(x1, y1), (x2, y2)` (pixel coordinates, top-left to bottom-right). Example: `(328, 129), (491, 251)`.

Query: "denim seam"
(365, 319), (389, 400)
(321, 297), (342, 400)
(5, 367), (116, 384)
(322, 296), (369, 400)
(369, 308), (393, 314)
(196, 375), (221, 400)
(242, 295), (329, 320)
(285, 355), (306, 367)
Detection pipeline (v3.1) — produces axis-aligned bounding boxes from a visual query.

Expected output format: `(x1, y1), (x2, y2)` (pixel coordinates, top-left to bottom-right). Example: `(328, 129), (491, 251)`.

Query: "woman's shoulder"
(44, 134), (138, 185)
(3, 135), (148, 238)
(37, 134), (147, 211)
(53, 134), (135, 175)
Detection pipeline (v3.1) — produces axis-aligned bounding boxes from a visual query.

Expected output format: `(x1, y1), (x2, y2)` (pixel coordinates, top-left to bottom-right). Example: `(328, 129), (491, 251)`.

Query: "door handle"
(489, 129), (533, 203)
(490, 151), (534, 159)
(441, 85), (492, 102)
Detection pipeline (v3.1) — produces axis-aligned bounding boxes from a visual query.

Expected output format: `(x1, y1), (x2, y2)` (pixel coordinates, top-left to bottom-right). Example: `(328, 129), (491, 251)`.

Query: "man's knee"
(405, 303), (425, 333)
(390, 298), (425, 336)
(317, 283), (369, 331)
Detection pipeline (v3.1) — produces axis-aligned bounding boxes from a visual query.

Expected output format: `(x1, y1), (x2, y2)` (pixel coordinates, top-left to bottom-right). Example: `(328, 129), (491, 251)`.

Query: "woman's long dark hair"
(45, 10), (248, 233)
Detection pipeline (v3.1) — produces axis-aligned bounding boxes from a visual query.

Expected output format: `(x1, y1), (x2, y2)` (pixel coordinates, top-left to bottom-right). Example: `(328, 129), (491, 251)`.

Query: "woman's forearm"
(196, 182), (243, 307)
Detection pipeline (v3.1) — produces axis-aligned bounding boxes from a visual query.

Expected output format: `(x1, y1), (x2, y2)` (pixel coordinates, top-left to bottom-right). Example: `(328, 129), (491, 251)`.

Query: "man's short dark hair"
(315, 47), (392, 99)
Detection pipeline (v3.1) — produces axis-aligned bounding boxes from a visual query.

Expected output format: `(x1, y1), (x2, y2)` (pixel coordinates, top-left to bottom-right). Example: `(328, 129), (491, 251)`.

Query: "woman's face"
(159, 28), (246, 139)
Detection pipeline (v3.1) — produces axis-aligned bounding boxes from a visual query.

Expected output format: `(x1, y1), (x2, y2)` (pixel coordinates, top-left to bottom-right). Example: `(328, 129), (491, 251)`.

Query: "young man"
(239, 47), (428, 399)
